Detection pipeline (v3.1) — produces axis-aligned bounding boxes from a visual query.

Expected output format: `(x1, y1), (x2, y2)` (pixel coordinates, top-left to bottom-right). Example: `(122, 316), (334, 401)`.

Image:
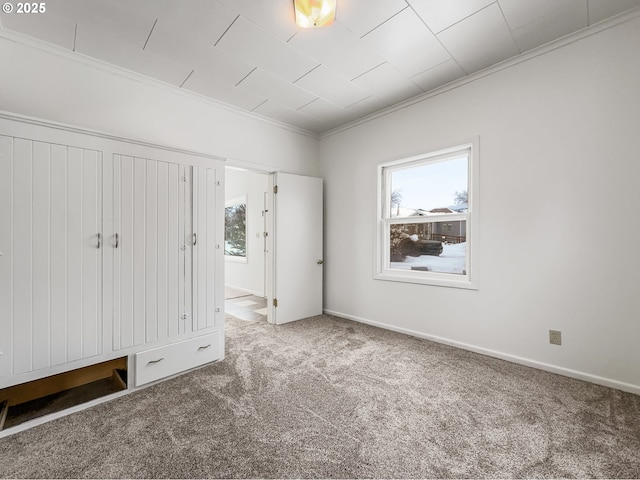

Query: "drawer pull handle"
(198, 344), (211, 351)
(147, 358), (164, 365)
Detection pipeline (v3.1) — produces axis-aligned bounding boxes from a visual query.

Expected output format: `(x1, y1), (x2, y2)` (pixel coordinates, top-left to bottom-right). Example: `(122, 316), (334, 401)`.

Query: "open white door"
(268, 173), (323, 325)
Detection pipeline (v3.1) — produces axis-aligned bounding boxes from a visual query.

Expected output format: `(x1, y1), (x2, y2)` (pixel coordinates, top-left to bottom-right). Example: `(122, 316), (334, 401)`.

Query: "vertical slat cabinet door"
(156, 161), (169, 342)
(132, 157), (146, 346)
(0, 136), (13, 378)
(102, 153), (115, 358)
(145, 160), (158, 344)
(12, 138), (33, 374)
(167, 163), (180, 339)
(66, 147), (84, 362)
(31, 142), (51, 371)
(116, 155), (135, 350)
(180, 165), (193, 334)
(81, 150), (102, 358)
(206, 168), (217, 329)
(192, 166), (216, 330)
(50, 144), (68, 366)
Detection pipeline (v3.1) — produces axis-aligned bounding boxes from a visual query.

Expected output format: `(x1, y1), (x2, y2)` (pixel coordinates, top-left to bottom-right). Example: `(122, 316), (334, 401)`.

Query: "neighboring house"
(393, 205), (467, 244)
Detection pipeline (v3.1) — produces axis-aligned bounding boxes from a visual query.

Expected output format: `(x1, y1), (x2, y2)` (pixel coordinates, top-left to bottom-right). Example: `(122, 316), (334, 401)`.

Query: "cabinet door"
(191, 166), (218, 331)
(0, 136), (102, 376)
(112, 155), (183, 350)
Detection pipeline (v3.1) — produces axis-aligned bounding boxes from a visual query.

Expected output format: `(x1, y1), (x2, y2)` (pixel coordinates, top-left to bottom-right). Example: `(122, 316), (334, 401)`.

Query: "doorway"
(224, 167), (270, 323)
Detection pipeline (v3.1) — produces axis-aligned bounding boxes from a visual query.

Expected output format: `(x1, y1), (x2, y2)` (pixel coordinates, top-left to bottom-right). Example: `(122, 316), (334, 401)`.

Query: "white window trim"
(225, 195), (248, 263)
(374, 138), (479, 290)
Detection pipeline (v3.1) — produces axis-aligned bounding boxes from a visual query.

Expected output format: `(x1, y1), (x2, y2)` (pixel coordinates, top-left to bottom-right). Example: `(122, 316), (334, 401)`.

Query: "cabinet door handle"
(193, 232), (197, 246)
(147, 358), (164, 365)
(97, 233), (101, 249)
(198, 344), (211, 351)
(115, 233), (119, 248)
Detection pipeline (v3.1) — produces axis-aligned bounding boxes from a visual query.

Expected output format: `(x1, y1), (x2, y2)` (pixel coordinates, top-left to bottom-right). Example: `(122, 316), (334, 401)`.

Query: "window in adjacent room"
(375, 140), (478, 289)
(225, 197), (247, 261)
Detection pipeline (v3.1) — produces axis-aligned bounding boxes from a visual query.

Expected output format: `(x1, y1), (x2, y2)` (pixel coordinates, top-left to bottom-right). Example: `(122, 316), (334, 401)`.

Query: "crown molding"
(320, 6), (640, 139)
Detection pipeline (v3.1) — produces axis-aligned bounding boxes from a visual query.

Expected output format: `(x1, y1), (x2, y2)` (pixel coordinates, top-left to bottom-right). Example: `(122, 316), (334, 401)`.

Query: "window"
(376, 140), (478, 289)
(225, 197), (247, 261)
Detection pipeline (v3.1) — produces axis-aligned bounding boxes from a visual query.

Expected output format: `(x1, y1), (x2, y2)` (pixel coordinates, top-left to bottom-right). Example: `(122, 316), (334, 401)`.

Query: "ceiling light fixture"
(293, 0), (336, 28)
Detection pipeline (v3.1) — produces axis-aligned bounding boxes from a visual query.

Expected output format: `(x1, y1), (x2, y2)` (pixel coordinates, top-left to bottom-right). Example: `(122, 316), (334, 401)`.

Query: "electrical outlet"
(549, 330), (562, 346)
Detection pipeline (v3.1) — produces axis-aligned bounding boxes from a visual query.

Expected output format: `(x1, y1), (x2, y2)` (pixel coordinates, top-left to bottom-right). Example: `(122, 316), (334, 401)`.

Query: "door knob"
(317, 259), (324, 265)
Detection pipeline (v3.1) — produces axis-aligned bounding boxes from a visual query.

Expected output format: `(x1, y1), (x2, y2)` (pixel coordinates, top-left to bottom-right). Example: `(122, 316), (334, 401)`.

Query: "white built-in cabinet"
(0, 119), (224, 390)
(0, 136), (103, 377)
(108, 156), (217, 351)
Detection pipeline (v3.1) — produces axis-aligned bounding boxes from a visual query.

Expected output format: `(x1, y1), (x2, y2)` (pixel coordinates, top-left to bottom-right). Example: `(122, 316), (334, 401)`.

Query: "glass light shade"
(294, 0), (336, 28)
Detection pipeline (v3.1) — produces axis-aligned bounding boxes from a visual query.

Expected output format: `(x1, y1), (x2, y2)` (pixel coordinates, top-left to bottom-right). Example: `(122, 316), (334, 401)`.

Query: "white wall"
(319, 16), (640, 393)
(0, 35), (318, 176)
(225, 168), (269, 296)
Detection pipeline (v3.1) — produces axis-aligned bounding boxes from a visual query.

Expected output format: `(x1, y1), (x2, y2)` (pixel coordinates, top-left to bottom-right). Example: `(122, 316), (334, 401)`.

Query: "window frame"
(375, 139), (479, 289)
(224, 196), (248, 263)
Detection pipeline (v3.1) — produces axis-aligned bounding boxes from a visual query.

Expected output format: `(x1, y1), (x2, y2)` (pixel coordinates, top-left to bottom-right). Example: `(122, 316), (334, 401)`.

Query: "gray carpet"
(0, 314), (639, 478)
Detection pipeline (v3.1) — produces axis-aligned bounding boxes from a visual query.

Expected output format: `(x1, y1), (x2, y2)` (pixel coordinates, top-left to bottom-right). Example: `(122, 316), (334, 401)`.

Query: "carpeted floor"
(0, 314), (639, 478)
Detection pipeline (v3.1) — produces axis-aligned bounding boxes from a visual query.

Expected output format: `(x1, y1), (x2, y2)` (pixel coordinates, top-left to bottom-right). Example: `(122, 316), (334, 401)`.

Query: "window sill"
(225, 255), (247, 264)
(374, 270), (478, 290)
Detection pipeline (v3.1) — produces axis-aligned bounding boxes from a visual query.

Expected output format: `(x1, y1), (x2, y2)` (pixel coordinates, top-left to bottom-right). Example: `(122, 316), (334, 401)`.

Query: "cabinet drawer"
(134, 334), (219, 387)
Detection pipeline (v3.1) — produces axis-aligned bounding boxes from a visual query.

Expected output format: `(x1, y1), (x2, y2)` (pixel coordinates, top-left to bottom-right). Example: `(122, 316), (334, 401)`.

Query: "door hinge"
(273, 185), (278, 194)
(273, 298), (278, 308)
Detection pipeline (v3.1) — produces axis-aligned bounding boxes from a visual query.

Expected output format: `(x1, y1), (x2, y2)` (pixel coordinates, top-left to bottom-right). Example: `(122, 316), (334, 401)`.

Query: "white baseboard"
(225, 285), (264, 298)
(323, 309), (640, 396)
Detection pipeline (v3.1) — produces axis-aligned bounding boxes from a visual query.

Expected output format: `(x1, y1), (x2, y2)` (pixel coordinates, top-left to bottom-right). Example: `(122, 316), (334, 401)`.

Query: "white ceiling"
(1, 0), (639, 134)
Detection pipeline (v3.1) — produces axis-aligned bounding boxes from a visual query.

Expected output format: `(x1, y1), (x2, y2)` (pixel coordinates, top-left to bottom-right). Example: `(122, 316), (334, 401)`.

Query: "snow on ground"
(391, 242), (466, 274)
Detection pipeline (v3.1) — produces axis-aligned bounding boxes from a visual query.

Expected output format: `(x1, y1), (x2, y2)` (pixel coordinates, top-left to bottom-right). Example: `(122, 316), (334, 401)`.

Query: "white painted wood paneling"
(145, 160), (158, 344)
(49, 144), (68, 366)
(182, 165), (193, 334)
(12, 138), (33, 374)
(193, 166), (216, 331)
(0, 117), (226, 393)
(167, 163), (180, 339)
(81, 149), (101, 359)
(132, 157), (146, 346)
(113, 155), (204, 348)
(66, 147), (83, 363)
(2, 137), (103, 375)
(117, 155), (135, 349)
(32, 141), (51, 371)
(156, 161), (169, 342)
(0, 136), (13, 378)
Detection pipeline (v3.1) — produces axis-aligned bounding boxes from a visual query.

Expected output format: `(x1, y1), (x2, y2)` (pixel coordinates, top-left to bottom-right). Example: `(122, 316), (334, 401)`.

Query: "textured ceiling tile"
(294, 66), (370, 108)
(408, 0), (495, 34)
(217, 0), (299, 42)
(0, 8), (76, 49)
(253, 100), (323, 132)
(151, 0), (236, 46)
(361, 8), (451, 77)
(344, 95), (393, 118)
(337, 0), (408, 36)
(215, 16), (317, 83)
(238, 68), (317, 111)
(352, 63), (424, 106)
(588, 0), (640, 24)
(144, 20), (254, 87)
(508, 1), (588, 52)
(437, 3), (520, 73)
(499, 0), (585, 30)
(410, 59), (466, 91)
(288, 21), (385, 80)
(183, 71), (266, 111)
